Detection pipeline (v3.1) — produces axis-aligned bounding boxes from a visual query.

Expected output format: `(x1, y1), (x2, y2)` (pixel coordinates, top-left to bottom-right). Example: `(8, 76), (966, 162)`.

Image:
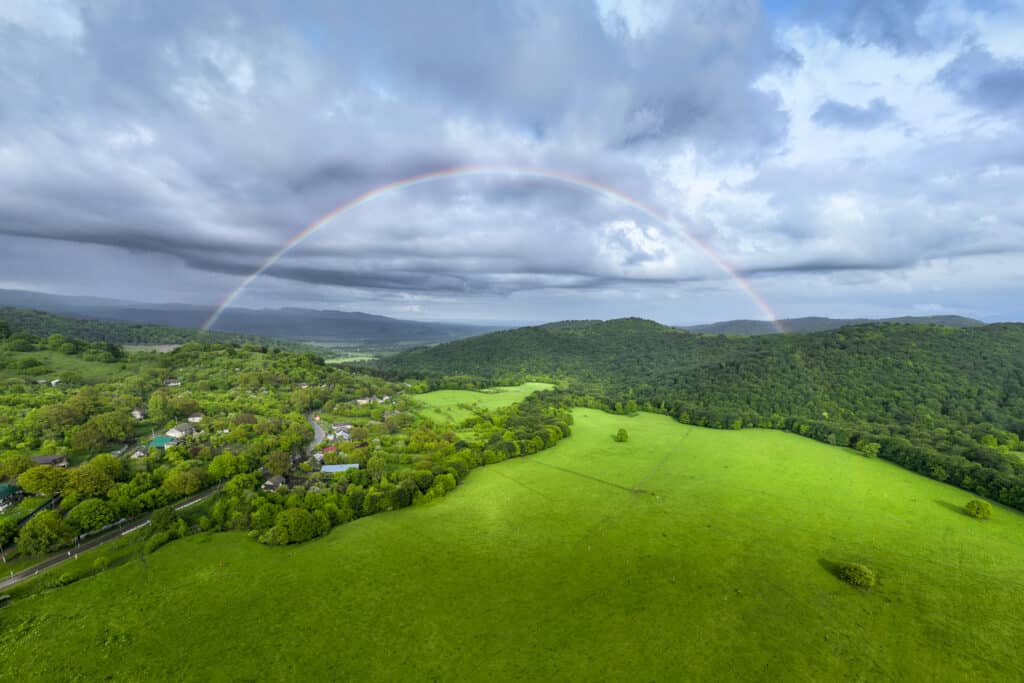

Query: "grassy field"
(0, 351), (139, 383)
(3, 409), (1023, 681)
(414, 382), (555, 424)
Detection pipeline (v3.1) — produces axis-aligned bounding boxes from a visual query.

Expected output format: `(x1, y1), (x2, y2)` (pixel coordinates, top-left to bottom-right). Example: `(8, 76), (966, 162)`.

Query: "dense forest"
(0, 308), (317, 352)
(376, 318), (1024, 510)
(683, 314), (984, 336)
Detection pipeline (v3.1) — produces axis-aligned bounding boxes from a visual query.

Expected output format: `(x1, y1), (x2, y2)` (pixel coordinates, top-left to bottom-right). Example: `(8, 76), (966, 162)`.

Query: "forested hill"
(378, 318), (1024, 509)
(683, 315), (984, 336)
(0, 308), (316, 353)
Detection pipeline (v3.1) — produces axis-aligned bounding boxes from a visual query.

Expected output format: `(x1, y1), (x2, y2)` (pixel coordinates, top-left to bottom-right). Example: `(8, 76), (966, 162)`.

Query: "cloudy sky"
(1, 0), (1023, 325)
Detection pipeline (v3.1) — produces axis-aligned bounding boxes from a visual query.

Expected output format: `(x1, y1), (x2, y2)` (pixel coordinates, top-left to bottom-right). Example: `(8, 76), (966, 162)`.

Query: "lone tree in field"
(837, 562), (876, 588)
(964, 499), (993, 519)
(613, 428), (629, 443)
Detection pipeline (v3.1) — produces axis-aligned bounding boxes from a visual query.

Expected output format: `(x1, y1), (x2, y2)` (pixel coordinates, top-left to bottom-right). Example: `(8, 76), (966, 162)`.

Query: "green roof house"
(0, 483), (24, 512)
(147, 435), (179, 449)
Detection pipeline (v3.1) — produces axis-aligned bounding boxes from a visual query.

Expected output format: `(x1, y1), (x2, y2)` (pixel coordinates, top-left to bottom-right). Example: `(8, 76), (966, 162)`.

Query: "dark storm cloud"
(0, 0), (799, 307)
(812, 97), (896, 130)
(938, 46), (1024, 113)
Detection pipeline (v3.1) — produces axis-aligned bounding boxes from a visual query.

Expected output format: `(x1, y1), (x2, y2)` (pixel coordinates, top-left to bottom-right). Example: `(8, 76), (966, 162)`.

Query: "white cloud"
(0, 0), (82, 41)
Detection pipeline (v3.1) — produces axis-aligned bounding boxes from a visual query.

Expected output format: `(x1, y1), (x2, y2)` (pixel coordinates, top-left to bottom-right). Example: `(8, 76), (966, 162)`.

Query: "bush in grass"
(144, 531), (173, 554)
(964, 499), (992, 519)
(93, 556), (111, 572)
(837, 562), (876, 588)
(613, 428), (629, 442)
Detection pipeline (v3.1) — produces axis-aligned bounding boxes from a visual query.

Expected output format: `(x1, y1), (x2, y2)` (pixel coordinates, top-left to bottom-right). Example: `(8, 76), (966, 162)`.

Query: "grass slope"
(414, 382), (554, 424)
(3, 410), (1022, 681)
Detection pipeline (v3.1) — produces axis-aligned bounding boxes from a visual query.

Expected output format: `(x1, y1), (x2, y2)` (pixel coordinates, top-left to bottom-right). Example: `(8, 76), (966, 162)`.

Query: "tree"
(149, 506), (180, 532)
(265, 451), (291, 476)
(273, 508), (317, 544)
(17, 510), (73, 555)
(47, 333), (67, 351)
(18, 465), (67, 495)
(66, 498), (117, 533)
(208, 453), (242, 481)
(964, 499), (993, 519)
(66, 465), (115, 498)
(0, 453), (33, 480)
(162, 466), (205, 498)
(613, 428), (629, 443)
(0, 517), (18, 548)
(88, 453), (124, 482)
(367, 454), (386, 484)
(855, 439), (881, 458)
(837, 562), (876, 588)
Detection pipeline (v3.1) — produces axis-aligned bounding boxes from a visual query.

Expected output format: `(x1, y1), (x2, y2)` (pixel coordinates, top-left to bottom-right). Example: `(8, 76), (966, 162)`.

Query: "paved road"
(0, 485), (221, 591)
(307, 413), (326, 454)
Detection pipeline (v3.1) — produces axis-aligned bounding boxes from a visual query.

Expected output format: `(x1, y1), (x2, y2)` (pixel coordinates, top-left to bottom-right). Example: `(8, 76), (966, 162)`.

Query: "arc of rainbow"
(202, 165), (783, 332)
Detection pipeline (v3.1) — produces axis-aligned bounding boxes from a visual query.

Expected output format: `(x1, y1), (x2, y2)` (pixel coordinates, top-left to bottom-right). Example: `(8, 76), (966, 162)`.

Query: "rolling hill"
(4, 410), (1022, 680)
(377, 318), (1024, 511)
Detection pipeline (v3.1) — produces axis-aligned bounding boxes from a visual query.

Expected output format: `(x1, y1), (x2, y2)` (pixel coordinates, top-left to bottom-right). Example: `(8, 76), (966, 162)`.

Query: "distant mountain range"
(682, 315), (985, 336)
(0, 289), (499, 345)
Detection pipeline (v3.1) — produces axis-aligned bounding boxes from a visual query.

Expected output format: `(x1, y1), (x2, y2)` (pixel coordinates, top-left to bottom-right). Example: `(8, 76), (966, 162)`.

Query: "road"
(307, 413), (326, 454)
(0, 485), (221, 591)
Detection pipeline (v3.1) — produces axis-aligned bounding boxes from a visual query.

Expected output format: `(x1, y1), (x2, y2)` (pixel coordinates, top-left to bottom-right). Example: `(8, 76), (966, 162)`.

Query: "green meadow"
(0, 350), (141, 383)
(414, 381), (555, 424)
(3, 409), (1023, 681)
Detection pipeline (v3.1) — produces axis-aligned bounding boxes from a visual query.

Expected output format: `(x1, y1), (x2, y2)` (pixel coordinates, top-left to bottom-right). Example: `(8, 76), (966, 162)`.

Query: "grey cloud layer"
(812, 98), (896, 129)
(0, 0), (1022, 321)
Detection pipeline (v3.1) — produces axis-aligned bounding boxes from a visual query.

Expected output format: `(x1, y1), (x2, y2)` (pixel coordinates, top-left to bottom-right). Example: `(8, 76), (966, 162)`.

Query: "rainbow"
(202, 165), (783, 332)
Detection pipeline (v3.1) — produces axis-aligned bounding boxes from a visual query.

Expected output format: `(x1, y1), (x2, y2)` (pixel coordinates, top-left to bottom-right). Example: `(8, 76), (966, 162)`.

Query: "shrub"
(93, 556), (111, 572)
(964, 499), (992, 519)
(144, 531), (173, 554)
(855, 440), (881, 458)
(837, 562), (876, 588)
(613, 428), (629, 443)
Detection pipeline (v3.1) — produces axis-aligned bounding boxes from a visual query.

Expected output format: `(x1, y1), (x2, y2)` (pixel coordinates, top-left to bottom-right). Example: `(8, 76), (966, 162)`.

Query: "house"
(332, 422), (353, 431)
(166, 423), (195, 439)
(50, 379), (61, 387)
(147, 435), (178, 449)
(30, 455), (69, 468)
(164, 378), (182, 387)
(187, 412), (204, 424)
(131, 408), (147, 420)
(261, 475), (286, 491)
(321, 464), (359, 474)
(130, 447), (149, 459)
(0, 483), (24, 512)
(298, 383), (310, 389)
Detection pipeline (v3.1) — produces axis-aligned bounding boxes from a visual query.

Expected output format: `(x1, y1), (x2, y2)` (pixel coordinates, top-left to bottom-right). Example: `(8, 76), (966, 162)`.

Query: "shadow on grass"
(818, 558), (844, 580)
(935, 500), (968, 516)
